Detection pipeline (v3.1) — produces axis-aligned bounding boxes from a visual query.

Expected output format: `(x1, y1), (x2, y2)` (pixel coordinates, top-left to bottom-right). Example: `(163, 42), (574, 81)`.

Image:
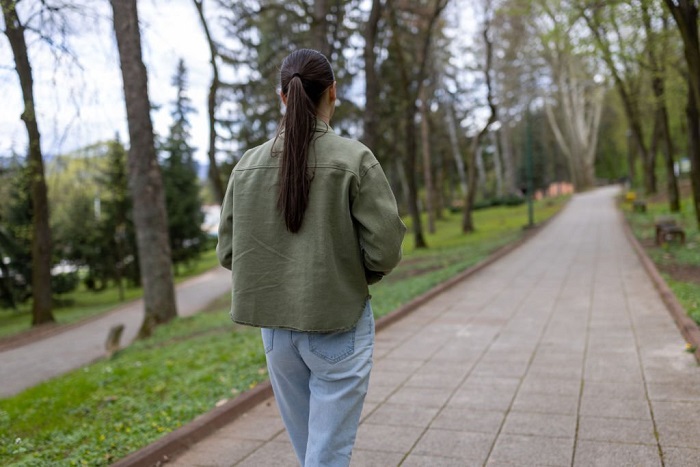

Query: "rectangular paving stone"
(410, 428), (495, 464)
(573, 440), (661, 467)
(372, 358), (424, 374)
(655, 419), (700, 449)
(169, 438), (262, 467)
(217, 412), (286, 441)
(363, 402), (440, 428)
(577, 416), (657, 445)
(501, 411), (577, 438)
(662, 447), (700, 467)
(404, 369), (466, 389)
(365, 382), (397, 404)
(488, 434), (574, 466)
(579, 395), (651, 420)
(651, 400), (700, 423)
(402, 454), (475, 466)
(431, 407), (505, 434)
(647, 382), (700, 402)
(519, 375), (581, 397)
(448, 387), (515, 412)
(349, 449), (404, 467)
(582, 381), (647, 400)
(236, 440), (299, 466)
(385, 386), (453, 408)
(354, 424), (424, 453)
(511, 392), (579, 415)
(368, 370), (411, 388)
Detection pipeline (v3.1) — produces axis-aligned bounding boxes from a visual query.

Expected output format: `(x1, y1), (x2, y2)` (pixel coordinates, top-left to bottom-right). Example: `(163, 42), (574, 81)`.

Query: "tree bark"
(687, 77), (700, 226)
(312, 0), (331, 58)
(664, 0), (700, 111)
(419, 86), (436, 233)
(444, 104), (468, 198)
(110, 0), (178, 337)
(386, 0), (447, 248)
(362, 0), (382, 151)
(193, 0), (225, 204)
(644, 4), (679, 211)
(1, 1), (55, 325)
(664, 0), (700, 224)
(492, 129), (504, 198)
(462, 14), (497, 233)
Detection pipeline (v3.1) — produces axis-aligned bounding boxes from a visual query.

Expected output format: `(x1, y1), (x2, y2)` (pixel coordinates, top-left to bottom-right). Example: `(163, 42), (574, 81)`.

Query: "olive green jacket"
(217, 121), (406, 332)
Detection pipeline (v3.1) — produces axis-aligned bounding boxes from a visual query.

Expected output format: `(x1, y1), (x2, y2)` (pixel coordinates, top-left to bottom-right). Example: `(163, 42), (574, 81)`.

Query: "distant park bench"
(655, 216), (685, 246)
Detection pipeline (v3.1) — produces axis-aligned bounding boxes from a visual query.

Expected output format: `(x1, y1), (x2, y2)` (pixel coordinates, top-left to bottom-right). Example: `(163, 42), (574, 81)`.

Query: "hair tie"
(292, 73), (302, 80)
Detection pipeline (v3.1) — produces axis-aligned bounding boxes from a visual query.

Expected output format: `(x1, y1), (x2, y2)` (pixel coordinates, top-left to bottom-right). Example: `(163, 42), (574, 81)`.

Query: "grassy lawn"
(623, 189), (700, 325)
(0, 248), (221, 340)
(0, 197), (568, 466)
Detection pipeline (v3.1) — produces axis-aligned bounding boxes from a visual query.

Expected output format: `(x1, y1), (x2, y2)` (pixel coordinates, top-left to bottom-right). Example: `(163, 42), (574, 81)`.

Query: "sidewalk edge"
(620, 210), (700, 363)
(113, 200), (569, 467)
(110, 382), (273, 467)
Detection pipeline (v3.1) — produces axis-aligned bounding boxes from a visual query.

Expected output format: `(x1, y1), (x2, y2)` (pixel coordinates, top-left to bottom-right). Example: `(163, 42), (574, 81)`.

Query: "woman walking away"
(217, 49), (406, 467)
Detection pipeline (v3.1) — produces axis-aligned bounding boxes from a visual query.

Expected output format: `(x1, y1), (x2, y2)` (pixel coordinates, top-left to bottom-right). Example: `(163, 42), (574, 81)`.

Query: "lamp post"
(525, 110), (535, 229)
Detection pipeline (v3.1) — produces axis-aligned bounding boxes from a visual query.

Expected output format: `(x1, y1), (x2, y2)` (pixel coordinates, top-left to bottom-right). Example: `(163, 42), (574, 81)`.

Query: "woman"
(217, 49), (405, 466)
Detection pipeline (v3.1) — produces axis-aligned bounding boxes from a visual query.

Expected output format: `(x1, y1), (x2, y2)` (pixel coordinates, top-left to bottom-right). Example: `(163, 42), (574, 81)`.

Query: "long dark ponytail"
(276, 49), (335, 233)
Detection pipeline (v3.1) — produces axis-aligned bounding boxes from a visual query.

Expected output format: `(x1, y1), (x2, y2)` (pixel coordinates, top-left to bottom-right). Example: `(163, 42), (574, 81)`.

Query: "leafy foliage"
(160, 59), (207, 268)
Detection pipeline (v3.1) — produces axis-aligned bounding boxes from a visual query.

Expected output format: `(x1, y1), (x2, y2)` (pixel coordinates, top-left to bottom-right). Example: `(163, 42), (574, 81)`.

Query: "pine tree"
(161, 59), (205, 270)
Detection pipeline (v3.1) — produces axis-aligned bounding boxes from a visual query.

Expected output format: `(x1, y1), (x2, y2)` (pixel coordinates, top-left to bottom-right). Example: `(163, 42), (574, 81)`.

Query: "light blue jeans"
(261, 301), (375, 467)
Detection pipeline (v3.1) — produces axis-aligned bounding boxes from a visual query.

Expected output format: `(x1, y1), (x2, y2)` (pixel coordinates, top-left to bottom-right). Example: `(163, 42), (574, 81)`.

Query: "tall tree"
(110, 0), (178, 337)
(462, 5), (497, 233)
(664, 0), (700, 225)
(386, 0), (449, 248)
(536, 0), (604, 191)
(161, 59), (206, 270)
(362, 0), (383, 152)
(1, 0), (55, 325)
(643, 2), (680, 212)
(579, 2), (654, 193)
(193, 0), (225, 204)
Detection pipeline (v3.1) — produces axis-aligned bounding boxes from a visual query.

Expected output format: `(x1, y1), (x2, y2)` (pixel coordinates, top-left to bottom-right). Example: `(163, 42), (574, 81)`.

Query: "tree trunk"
(419, 86), (436, 233)
(312, 0), (331, 58)
(687, 78), (700, 227)
(501, 124), (518, 195)
(462, 14), (497, 233)
(362, 0), (382, 152)
(476, 144), (488, 199)
(404, 104), (428, 248)
(626, 128), (637, 186)
(111, 0), (178, 338)
(492, 129), (504, 198)
(193, 0), (225, 204)
(1, 1), (55, 325)
(444, 104), (468, 198)
(664, 0), (700, 111)
(659, 103), (681, 212)
(462, 142), (479, 233)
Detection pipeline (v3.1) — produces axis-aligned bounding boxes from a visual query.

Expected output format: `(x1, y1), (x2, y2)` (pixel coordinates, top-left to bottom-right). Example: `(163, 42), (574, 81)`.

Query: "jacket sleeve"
(352, 163), (407, 283)
(216, 173), (235, 270)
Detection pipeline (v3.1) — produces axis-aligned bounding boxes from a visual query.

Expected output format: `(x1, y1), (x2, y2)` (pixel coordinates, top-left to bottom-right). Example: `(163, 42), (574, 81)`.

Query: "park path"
(0, 266), (231, 398)
(170, 186), (700, 467)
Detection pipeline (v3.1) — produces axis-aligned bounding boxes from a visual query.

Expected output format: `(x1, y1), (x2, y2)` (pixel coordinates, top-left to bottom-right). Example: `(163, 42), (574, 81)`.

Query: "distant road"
(0, 266), (231, 398)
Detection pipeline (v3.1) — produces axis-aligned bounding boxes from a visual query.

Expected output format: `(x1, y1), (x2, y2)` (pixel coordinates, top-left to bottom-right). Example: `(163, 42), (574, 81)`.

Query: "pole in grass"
(525, 105), (535, 229)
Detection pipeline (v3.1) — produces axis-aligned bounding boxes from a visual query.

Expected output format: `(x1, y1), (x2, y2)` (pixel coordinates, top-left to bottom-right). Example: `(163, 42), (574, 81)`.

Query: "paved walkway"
(170, 186), (700, 467)
(0, 267), (231, 398)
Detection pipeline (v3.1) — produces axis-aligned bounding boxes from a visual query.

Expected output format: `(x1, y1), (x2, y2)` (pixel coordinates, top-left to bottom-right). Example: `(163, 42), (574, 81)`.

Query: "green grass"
(0, 249), (220, 340)
(624, 191), (700, 326)
(0, 197), (568, 466)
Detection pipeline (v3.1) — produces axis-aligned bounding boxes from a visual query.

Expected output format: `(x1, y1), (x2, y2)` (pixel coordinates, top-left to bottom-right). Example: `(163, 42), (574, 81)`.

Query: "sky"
(0, 0), (215, 163)
(0, 0), (478, 165)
